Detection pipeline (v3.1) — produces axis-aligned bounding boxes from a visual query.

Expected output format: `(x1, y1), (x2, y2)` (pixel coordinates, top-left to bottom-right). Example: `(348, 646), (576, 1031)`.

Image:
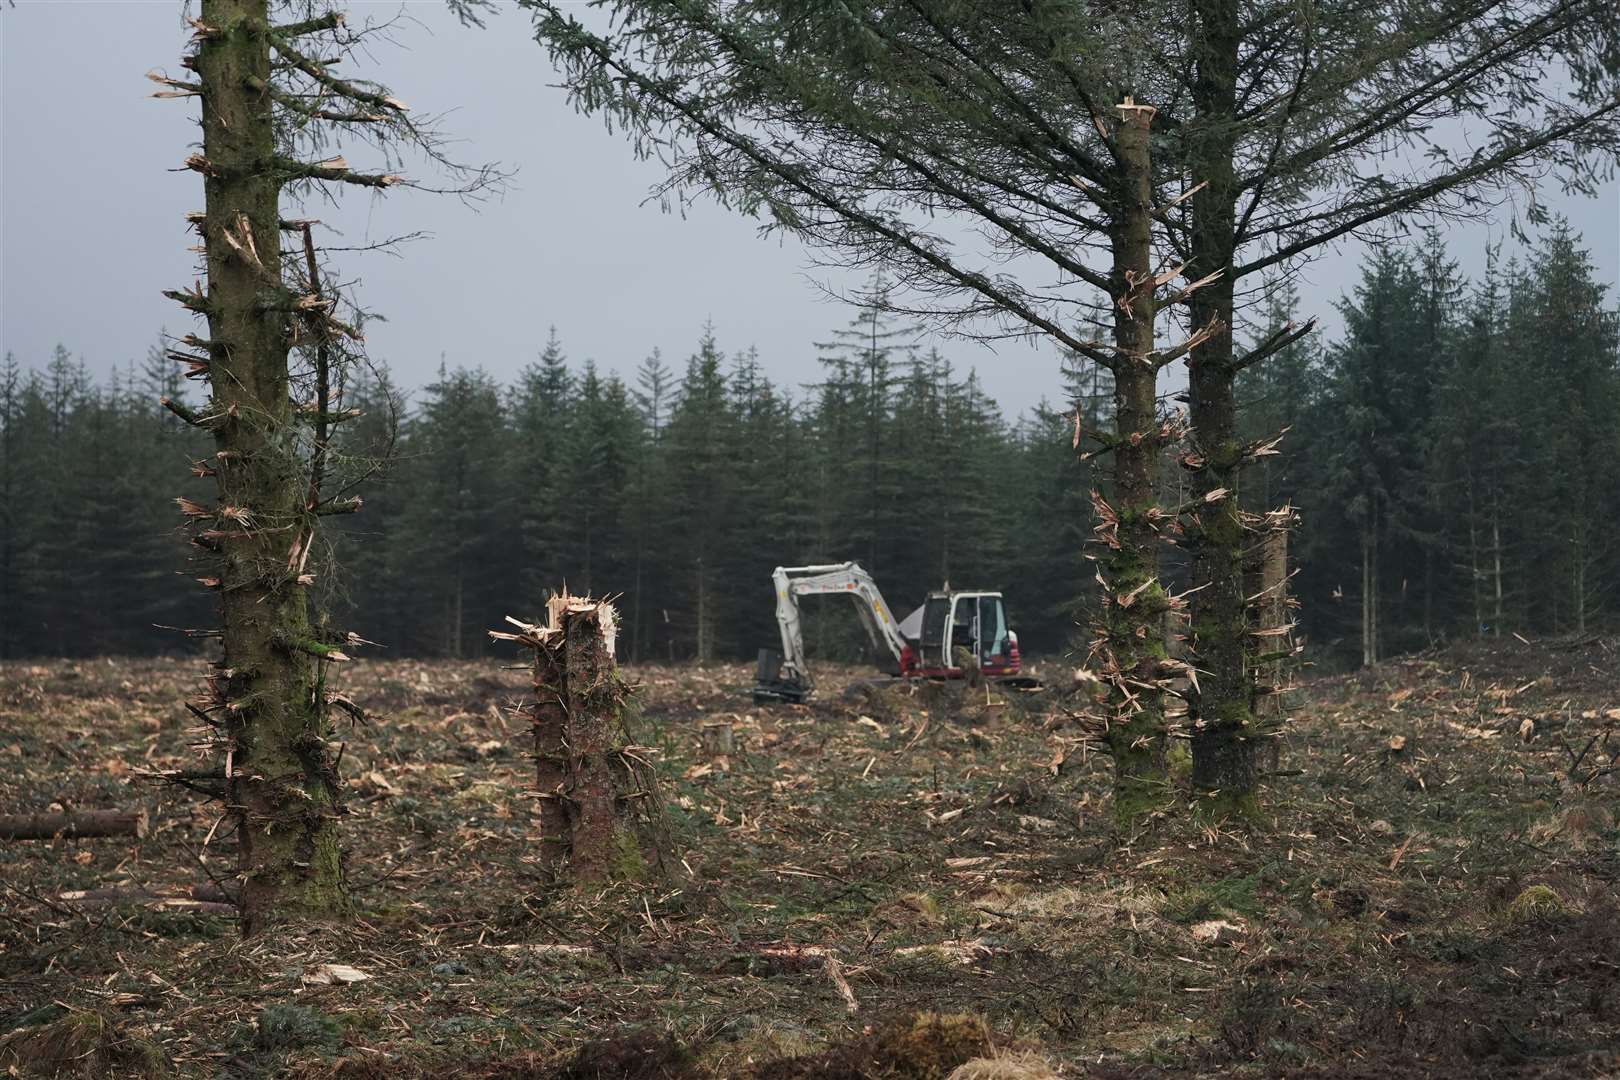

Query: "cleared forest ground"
(1, 638), (1618, 1078)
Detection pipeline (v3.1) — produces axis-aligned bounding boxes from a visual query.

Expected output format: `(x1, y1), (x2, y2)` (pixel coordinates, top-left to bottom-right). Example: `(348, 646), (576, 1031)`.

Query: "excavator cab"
(906, 591), (1018, 675)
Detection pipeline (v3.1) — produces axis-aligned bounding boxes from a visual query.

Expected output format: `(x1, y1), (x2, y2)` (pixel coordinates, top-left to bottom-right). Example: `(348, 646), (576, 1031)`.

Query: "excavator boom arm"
(770, 562), (909, 693)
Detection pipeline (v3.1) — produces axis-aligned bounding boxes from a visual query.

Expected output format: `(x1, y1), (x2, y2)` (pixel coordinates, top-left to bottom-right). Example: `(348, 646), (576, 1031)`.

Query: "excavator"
(751, 561), (1035, 704)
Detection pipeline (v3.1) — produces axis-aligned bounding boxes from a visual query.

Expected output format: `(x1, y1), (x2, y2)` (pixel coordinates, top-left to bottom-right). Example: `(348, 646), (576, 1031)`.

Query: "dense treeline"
(0, 348), (215, 656)
(326, 312), (1108, 667)
(2, 227), (1615, 667)
(1242, 224), (1620, 661)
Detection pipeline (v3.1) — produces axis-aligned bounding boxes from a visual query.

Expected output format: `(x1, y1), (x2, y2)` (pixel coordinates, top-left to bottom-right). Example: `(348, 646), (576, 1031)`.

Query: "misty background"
(3, 1), (1616, 415)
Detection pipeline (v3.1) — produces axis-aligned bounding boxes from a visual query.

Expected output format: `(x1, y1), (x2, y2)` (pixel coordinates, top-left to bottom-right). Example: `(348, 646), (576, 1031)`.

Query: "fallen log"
(0, 809), (149, 840)
(56, 893), (236, 917)
(56, 882), (238, 907)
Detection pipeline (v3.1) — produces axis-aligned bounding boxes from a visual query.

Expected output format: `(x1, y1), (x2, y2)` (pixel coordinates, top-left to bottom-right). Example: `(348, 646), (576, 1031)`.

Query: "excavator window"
(980, 596), (1009, 658)
(921, 597), (950, 667)
(951, 596), (978, 659)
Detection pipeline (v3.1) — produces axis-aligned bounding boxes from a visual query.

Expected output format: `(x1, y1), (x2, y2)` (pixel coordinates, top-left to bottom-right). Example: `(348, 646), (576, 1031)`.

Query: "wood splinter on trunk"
(490, 591), (665, 883)
(1226, 511), (1298, 784)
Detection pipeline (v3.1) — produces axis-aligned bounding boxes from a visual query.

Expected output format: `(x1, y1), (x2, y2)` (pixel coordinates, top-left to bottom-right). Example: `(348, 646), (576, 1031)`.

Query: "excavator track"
(839, 674), (1043, 702)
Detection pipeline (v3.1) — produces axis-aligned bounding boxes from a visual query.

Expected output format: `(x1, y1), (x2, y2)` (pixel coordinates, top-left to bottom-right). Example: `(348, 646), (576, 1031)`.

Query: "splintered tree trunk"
(494, 594), (661, 882)
(1185, 0), (1271, 817)
(1094, 102), (1171, 823)
(188, 0), (349, 930)
(1252, 526), (1291, 772)
(1184, 316), (1258, 813)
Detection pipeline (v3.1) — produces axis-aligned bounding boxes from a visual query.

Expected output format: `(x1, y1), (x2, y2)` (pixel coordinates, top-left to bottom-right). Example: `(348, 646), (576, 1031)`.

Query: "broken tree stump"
(0, 809), (149, 841)
(491, 592), (664, 883)
(1246, 513), (1297, 773)
(1256, 526), (1291, 717)
(700, 721), (735, 760)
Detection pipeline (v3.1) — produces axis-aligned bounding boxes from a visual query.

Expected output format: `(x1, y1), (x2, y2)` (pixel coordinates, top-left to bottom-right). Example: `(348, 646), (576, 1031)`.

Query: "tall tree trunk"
(1361, 519), (1375, 667)
(631, 543), (644, 664)
(695, 553), (708, 663)
(1185, 0), (1263, 816)
(451, 570), (464, 659)
(1466, 465), (1483, 635)
(1573, 523), (1588, 634)
(1491, 501), (1504, 638)
(1366, 501), (1381, 665)
(1423, 525), (1434, 644)
(1254, 527), (1291, 771)
(191, 0), (350, 931)
(1372, 534), (1380, 663)
(1094, 102), (1172, 824)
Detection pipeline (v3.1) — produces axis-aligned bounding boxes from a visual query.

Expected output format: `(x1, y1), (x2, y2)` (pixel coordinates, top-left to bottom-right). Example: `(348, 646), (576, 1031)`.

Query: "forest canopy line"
(2, 225), (1614, 671)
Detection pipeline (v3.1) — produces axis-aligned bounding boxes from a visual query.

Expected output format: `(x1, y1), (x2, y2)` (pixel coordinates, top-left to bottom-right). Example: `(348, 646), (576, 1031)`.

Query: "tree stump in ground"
(699, 722), (735, 760)
(491, 593), (664, 883)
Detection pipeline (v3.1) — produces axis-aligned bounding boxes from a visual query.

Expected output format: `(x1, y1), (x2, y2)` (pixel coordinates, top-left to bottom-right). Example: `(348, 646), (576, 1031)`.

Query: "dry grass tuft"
(1506, 883), (1569, 924)
(977, 883), (1159, 921)
(945, 1051), (1061, 1079)
(752, 1011), (994, 1079)
(0, 1009), (168, 1078)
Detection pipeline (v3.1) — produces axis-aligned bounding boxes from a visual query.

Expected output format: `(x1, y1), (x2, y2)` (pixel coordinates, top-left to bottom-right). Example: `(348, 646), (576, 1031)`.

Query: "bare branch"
(273, 154), (403, 188)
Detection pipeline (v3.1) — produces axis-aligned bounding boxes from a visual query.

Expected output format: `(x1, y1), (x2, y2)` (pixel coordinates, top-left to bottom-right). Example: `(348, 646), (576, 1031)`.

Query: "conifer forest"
(1, 2), (1618, 1078)
(6, 227), (1619, 670)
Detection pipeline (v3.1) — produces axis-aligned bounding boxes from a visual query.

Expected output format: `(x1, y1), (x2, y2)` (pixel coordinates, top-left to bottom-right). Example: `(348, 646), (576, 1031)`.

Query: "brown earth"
(0, 636), (1617, 1077)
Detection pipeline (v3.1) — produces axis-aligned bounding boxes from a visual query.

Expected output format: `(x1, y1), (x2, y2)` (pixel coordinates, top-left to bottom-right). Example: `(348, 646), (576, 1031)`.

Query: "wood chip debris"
(302, 963), (371, 985)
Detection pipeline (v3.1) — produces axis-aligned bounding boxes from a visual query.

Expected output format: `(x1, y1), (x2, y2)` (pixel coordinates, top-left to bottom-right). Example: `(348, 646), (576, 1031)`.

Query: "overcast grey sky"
(3, 1), (1616, 418)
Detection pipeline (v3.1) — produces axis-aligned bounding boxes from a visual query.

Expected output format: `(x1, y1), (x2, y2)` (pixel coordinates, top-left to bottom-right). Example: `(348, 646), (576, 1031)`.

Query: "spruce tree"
(521, 0), (1620, 815)
(813, 278), (915, 579)
(663, 329), (737, 661)
(630, 350), (675, 662)
(398, 367), (509, 656)
(1514, 224), (1620, 633)
(566, 361), (640, 596)
(154, 0), (494, 929)
(509, 329), (576, 604)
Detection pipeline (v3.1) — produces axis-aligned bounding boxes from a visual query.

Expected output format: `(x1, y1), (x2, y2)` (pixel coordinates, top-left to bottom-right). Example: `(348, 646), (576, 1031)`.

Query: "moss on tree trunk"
(1185, 0), (1267, 819)
(194, 0), (350, 931)
(1097, 104), (1172, 824)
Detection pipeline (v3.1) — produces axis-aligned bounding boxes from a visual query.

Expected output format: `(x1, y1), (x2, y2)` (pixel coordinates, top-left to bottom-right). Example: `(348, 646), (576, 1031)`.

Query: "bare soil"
(1, 636), (1618, 1077)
